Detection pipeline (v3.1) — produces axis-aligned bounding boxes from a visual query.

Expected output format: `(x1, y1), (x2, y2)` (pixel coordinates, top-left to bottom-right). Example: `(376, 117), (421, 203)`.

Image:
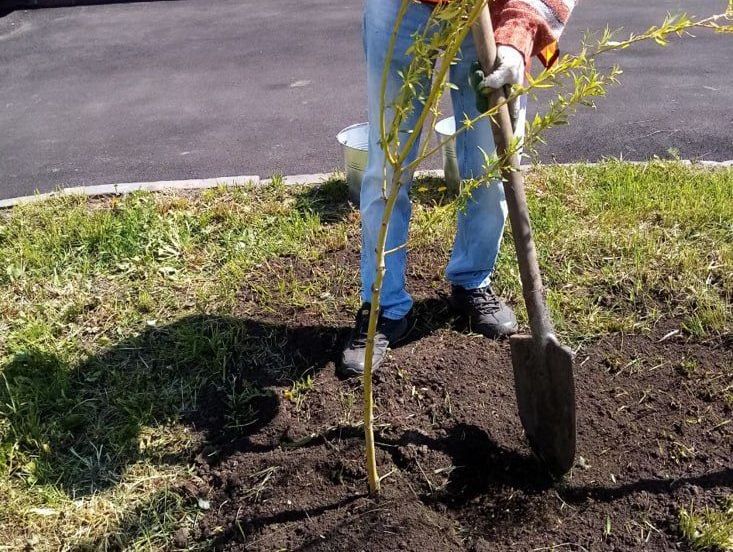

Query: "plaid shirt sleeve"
(492, 0), (576, 68)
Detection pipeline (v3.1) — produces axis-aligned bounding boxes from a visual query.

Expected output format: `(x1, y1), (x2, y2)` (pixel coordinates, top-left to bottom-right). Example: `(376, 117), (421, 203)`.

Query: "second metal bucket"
(434, 116), (460, 193)
(336, 122), (369, 204)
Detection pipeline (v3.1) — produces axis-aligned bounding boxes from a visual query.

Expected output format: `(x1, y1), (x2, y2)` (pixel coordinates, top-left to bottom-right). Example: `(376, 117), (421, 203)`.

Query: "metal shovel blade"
(510, 333), (576, 477)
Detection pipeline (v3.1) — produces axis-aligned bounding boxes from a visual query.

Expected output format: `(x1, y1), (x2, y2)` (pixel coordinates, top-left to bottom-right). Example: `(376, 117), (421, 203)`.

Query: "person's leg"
(445, 33), (527, 289)
(341, 0), (434, 377)
(360, 0), (433, 321)
(444, 33), (526, 338)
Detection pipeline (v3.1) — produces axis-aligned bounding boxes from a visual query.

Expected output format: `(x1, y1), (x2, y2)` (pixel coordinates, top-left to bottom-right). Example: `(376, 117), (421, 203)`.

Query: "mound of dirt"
(182, 322), (729, 549)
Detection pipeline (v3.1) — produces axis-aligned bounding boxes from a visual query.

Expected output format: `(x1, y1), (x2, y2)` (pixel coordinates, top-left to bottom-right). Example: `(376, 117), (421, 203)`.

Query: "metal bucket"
(337, 119), (461, 202)
(336, 122), (369, 204)
(434, 116), (460, 193)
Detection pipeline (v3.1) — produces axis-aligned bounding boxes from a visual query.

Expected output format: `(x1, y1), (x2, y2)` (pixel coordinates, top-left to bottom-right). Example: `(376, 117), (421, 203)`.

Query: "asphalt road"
(1, 0), (731, 199)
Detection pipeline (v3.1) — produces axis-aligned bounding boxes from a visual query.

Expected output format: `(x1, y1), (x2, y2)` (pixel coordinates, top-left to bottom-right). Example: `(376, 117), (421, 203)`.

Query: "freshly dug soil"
(185, 245), (732, 551)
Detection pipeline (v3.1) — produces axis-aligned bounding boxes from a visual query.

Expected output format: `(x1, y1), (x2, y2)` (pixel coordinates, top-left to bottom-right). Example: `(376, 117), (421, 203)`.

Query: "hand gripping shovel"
(471, 4), (576, 477)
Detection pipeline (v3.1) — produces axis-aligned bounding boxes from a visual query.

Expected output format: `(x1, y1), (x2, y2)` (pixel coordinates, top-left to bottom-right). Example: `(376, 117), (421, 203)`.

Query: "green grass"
(482, 161), (731, 340)
(680, 496), (733, 551)
(0, 162), (730, 547)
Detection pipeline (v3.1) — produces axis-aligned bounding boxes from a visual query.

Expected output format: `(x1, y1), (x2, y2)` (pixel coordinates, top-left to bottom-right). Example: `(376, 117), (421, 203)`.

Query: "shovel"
(471, 4), (576, 477)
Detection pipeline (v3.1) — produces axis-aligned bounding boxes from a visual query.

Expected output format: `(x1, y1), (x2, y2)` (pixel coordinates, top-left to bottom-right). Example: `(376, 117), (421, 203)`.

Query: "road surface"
(0, 0), (731, 199)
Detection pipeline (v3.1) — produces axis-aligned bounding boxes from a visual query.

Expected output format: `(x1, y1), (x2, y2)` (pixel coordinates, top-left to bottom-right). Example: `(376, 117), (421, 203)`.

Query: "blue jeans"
(360, 0), (526, 320)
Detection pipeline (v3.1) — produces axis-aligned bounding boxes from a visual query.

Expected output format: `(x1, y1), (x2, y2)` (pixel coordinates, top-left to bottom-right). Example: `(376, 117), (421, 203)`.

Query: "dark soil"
(184, 242), (732, 551)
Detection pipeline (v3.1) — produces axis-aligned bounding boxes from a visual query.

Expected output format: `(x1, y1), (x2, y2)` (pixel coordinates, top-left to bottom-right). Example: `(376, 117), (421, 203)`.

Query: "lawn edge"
(1, 159), (731, 209)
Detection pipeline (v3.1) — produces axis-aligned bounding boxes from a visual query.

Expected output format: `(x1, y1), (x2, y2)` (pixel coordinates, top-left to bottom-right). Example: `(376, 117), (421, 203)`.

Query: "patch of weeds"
(338, 389), (359, 426)
(284, 373), (315, 411)
(679, 496), (733, 551)
(410, 200), (456, 252)
(224, 379), (274, 431)
(242, 466), (280, 503)
(136, 288), (156, 314)
(676, 358), (700, 379)
(267, 172), (285, 191)
(411, 175), (456, 206)
(669, 439), (697, 464)
(79, 487), (198, 550)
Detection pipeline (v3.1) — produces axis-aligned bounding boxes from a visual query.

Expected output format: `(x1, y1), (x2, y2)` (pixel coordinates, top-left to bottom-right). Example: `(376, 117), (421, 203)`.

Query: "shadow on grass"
(0, 314), (346, 496)
(0, 294), (459, 499)
(291, 174), (459, 227)
(294, 177), (354, 225)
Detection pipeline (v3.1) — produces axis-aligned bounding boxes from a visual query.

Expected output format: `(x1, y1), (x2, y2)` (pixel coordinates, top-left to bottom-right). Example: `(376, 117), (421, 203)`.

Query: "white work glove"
(477, 45), (525, 92)
(471, 45), (525, 125)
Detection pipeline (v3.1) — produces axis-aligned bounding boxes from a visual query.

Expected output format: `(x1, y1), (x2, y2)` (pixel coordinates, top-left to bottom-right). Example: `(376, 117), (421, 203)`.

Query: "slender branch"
(385, 242), (408, 255)
(405, 91), (518, 174)
(363, 169), (404, 495)
(362, 0), (488, 496)
(405, 10), (729, 176)
(380, 0), (411, 166)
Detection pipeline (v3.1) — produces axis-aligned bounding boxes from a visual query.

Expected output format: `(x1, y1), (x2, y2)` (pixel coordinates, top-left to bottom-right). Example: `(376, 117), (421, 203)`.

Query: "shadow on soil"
(291, 175), (458, 227)
(205, 416), (733, 548)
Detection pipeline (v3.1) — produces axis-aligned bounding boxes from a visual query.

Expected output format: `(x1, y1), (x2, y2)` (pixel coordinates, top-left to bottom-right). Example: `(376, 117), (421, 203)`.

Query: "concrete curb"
(1, 160), (731, 209)
(259, 173), (335, 187)
(0, 175), (260, 209)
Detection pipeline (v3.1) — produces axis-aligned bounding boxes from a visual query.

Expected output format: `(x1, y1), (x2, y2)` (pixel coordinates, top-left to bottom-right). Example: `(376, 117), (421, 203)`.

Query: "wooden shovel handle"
(471, 2), (553, 341)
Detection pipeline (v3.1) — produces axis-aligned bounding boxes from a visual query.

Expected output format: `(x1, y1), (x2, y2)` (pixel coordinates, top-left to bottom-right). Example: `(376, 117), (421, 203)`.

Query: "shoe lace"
(351, 305), (373, 348)
(467, 287), (501, 315)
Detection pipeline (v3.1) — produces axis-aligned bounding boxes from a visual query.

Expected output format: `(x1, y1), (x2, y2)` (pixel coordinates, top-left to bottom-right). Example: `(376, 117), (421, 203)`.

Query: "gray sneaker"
(450, 285), (518, 338)
(339, 303), (409, 378)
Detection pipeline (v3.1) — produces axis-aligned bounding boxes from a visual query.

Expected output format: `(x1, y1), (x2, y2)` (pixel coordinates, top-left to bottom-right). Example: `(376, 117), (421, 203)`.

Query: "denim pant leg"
(445, 33), (527, 290)
(360, 0), (434, 320)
